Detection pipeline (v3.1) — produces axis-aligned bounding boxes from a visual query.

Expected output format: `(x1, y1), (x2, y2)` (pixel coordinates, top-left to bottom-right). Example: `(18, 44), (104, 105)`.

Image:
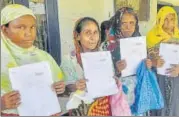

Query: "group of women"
(1, 4), (179, 116)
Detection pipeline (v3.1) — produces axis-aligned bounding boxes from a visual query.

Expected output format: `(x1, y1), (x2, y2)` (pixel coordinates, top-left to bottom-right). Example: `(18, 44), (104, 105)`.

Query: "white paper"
(9, 61), (61, 116)
(120, 36), (147, 77)
(66, 91), (94, 110)
(158, 43), (179, 75)
(81, 51), (118, 98)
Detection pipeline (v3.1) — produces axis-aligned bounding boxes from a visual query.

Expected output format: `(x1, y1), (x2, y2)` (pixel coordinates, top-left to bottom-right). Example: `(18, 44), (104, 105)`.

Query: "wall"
(158, 0), (179, 6)
(57, 0), (178, 56)
(104, 0), (158, 35)
(57, 0), (158, 56)
(58, 0), (106, 55)
(102, 0), (179, 35)
(139, 0), (157, 35)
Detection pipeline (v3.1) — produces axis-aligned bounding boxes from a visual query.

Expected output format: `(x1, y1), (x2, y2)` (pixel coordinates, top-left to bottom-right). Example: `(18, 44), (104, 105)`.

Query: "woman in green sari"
(1, 4), (65, 116)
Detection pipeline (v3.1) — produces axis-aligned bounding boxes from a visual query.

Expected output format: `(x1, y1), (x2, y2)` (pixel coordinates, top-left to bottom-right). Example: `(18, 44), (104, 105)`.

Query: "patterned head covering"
(1, 4), (36, 26)
(111, 7), (141, 39)
(106, 7), (141, 51)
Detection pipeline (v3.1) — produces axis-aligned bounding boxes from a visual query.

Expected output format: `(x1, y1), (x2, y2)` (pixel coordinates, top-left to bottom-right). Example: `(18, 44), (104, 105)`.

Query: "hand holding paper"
(119, 36), (147, 77)
(166, 64), (179, 77)
(157, 43), (179, 76)
(1, 91), (21, 110)
(75, 79), (87, 91)
(9, 61), (61, 116)
(116, 60), (127, 74)
(52, 81), (66, 95)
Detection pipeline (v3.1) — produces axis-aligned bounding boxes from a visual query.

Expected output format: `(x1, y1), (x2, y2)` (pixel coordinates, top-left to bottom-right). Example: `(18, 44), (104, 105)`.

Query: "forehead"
(82, 21), (98, 31)
(165, 13), (175, 19)
(121, 13), (136, 22)
(9, 15), (36, 26)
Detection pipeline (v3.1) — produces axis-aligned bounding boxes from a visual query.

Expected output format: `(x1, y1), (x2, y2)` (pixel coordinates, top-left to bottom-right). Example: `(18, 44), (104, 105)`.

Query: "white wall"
(139, 0), (157, 35)
(58, 0), (107, 55)
(57, 0), (178, 56)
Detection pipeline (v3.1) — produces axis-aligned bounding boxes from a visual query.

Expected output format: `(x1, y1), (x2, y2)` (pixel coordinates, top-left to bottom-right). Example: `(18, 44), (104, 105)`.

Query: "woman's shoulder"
(35, 48), (57, 60)
(60, 50), (79, 69)
(35, 48), (49, 55)
(60, 51), (83, 82)
(146, 28), (156, 39)
(61, 51), (77, 63)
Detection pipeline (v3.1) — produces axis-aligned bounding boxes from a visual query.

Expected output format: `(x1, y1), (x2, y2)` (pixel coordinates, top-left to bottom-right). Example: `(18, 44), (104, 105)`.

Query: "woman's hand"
(152, 56), (165, 68)
(75, 79), (87, 91)
(166, 64), (179, 77)
(116, 60), (127, 73)
(1, 91), (21, 111)
(52, 81), (65, 95)
(145, 59), (152, 69)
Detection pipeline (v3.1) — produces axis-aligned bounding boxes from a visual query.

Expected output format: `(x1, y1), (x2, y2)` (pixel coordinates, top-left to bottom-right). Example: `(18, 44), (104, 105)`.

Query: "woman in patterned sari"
(61, 17), (113, 116)
(147, 6), (179, 116)
(104, 7), (152, 115)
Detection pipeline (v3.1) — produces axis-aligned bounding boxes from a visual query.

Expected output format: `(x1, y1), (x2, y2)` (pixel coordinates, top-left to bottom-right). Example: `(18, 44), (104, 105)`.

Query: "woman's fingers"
(52, 81), (66, 94)
(2, 91), (21, 110)
(76, 79), (87, 91)
(166, 64), (179, 77)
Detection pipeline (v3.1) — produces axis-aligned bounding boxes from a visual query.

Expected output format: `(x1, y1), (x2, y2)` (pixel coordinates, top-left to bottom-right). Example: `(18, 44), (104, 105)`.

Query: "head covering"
(1, 4), (36, 26)
(1, 4), (37, 53)
(147, 6), (179, 48)
(106, 7), (141, 51)
(110, 7), (141, 39)
(1, 4), (37, 58)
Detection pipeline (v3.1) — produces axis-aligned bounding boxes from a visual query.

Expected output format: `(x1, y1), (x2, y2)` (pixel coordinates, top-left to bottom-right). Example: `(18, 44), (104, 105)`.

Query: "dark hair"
(100, 20), (111, 43)
(4, 23), (9, 27)
(74, 17), (101, 52)
(74, 17), (100, 34)
(111, 7), (141, 38)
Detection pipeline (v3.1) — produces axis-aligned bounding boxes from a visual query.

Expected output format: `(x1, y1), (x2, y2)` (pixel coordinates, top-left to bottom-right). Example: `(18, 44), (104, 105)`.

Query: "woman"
(147, 6), (179, 116)
(61, 17), (131, 116)
(61, 17), (112, 116)
(105, 7), (152, 110)
(1, 4), (65, 116)
(100, 20), (111, 50)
